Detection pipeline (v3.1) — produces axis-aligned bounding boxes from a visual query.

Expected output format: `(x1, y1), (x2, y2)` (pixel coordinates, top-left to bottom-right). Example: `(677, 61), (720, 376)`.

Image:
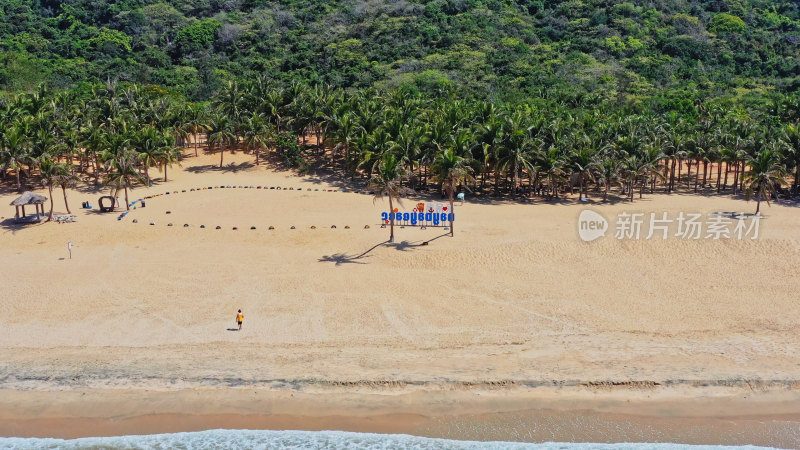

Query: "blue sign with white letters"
(380, 211), (454, 226)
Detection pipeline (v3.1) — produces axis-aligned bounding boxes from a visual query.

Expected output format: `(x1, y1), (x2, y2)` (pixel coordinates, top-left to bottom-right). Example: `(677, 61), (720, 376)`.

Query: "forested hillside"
(1, 0), (798, 104)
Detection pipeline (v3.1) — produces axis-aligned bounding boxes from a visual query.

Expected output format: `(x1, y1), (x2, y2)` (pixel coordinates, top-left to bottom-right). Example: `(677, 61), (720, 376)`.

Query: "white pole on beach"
(68, 241), (72, 259)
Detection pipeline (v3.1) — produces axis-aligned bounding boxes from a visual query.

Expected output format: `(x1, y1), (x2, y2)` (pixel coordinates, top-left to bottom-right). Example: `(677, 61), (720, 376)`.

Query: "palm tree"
(596, 157), (621, 202)
(431, 147), (475, 236)
(30, 124), (60, 161)
(183, 103), (208, 157)
(105, 150), (146, 211)
(331, 112), (361, 178)
(1, 122), (31, 192)
(498, 114), (537, 196)
(391, 126), (424, 187)
(168, 104), (191, 150)
(37, 157), (66, 221)
(59, 122), (82, 169)
(262, 89), (285, 133)
(242, 113), (273, 166)
(730, 120), (753, 195)
(569, 145), (598, 200)
(214, 81), (245, 123)
(214, 81), (246, 153)
(134, 126), (162, 185)
(360, 128), (394, 178)
(742, 149), (788, 213)
(637, 146), (667, 198)
(155, 145), (180, 182)
(475, 114), (504, 191)
(783, 123), (800, 194)
(102, 131), (132, 159)
(536, 147), (566, 200)
(56, 165), (79, 214)
(368, 153), (411, 243)
(620, 155), (640, 202)
(207, 116), (235, 168)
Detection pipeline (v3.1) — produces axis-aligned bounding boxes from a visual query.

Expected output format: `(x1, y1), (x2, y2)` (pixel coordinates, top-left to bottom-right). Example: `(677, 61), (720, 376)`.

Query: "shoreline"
(1, 385), (799, 447)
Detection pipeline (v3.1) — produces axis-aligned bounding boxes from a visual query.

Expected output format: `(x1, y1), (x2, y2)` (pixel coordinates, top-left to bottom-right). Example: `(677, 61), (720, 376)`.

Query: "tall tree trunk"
(62, 185), (71, 214)
(350, 145), (356, 182)
(219, 144), (224, 168)
(164, 163), (168, 182)
(194, 134), (199, 157)
(388, 195), (394, 243)
(639, 177), (644, 199)
(739, 161), (745, 192)
(553, 176), (559, 199)
(16, 170), (21, 192)
(793, 165), (800, 194)
(344, 143), (351, 177)
(677, 158), (682, 190)
(47, 185), (54, 221)
(702, 161), (708, 188)
(629, 177), (635, 202)
(124, 183), (130, 211)
(716, 163), (722, 192)
(448, 187), (454, 236)
(604, 183), (609, 202)
(669, 158), (676, 192)
(686, 160), (692, 188)
(94, 156), (100, 185)
(693, 160), (699, 193)
(724, 162), (729, 190)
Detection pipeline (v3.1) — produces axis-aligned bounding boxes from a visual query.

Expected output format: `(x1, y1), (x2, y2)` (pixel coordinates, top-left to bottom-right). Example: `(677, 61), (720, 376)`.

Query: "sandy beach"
(1, 150), (799, 446)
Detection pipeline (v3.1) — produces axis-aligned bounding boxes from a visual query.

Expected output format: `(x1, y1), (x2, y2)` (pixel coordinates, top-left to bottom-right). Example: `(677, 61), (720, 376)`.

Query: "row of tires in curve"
(121, 184), (379, 230)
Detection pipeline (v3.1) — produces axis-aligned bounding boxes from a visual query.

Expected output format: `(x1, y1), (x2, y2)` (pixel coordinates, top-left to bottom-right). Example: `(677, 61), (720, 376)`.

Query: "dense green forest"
(1, 0), (799, 221)
(1, 0), (798, 103)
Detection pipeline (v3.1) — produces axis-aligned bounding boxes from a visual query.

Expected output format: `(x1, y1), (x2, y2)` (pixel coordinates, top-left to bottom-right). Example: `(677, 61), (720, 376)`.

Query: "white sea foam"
(0, 429), (783, 450)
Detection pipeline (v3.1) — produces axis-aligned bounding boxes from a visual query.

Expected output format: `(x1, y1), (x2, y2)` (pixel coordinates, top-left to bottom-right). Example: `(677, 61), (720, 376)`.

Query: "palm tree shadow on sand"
(318, 233), (449, 266)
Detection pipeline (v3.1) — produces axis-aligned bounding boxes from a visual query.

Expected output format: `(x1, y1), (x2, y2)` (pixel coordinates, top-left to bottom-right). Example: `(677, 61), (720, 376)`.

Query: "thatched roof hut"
(10, 192), (47, 206)
(11, 191), (47, 222)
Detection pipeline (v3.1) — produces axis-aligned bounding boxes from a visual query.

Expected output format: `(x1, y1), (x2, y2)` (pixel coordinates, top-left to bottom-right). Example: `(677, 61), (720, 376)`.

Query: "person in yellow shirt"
(236, 309), (244, 331)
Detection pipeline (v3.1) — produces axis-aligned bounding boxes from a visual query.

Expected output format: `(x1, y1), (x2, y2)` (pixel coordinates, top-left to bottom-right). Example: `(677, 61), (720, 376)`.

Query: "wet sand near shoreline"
(0, 388), (799, 447)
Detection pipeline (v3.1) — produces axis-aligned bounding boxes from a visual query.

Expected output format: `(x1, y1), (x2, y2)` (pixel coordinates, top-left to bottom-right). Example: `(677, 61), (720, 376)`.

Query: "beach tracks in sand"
(380, 303), (438, 346)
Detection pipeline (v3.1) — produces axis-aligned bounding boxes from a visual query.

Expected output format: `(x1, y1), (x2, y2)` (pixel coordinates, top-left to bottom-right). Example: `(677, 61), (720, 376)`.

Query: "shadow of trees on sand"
(318, 233), (449, 266)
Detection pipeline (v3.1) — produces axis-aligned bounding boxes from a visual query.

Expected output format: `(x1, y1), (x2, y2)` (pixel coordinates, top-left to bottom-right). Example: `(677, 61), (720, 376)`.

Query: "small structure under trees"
(10, 192), (47, 223)
(98, 196), (119, 212)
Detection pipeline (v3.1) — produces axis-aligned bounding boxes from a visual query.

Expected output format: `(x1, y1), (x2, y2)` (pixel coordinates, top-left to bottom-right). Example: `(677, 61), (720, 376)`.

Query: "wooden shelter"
(10, 192), (47, 223)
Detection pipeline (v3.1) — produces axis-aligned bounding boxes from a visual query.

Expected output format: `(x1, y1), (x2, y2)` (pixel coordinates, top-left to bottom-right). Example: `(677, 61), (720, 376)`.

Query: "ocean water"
(0, 430), (783, 450)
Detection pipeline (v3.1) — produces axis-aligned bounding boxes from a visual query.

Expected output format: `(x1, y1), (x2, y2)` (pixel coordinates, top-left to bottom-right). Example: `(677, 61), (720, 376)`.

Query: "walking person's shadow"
(226, 328), (239, 331)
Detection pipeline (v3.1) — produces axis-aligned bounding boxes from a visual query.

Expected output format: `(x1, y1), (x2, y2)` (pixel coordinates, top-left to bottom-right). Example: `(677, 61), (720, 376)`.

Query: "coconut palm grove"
(0, 0), (799, 210)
